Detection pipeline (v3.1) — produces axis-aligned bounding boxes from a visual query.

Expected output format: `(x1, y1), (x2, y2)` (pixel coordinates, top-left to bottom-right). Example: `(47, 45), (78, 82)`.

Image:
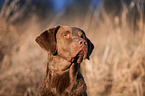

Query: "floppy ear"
(86, 38), (94, 60)
(35, 26), (60, 54)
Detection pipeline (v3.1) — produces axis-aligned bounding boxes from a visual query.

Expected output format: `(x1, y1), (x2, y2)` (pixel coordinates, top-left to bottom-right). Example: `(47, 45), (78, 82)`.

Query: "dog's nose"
(78, 39), (87, 46)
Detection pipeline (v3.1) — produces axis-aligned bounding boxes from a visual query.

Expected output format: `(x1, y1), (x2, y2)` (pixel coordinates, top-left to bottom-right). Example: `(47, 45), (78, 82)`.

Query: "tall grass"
(0, 1), (145, 96)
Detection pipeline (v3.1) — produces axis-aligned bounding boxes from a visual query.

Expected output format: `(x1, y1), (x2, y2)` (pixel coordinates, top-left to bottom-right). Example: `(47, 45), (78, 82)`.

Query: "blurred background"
(0, 0), (145, 96)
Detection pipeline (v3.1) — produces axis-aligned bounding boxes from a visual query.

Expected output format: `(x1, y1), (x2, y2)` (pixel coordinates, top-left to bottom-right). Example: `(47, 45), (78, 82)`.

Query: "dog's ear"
(35, 26), (60, 54)
(86, 38), (94, 60)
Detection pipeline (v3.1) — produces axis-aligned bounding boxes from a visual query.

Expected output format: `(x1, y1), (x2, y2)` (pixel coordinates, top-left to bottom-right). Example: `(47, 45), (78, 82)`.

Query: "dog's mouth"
(63, 50), (86, 71)
(62, 47), (87, 71)
(71, 47), (87, 63)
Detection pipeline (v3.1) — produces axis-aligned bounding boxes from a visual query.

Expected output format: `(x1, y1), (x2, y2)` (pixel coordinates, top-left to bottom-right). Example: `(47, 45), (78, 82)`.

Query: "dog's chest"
(40, 71), (86, 96)
(51, 71), (70, 94)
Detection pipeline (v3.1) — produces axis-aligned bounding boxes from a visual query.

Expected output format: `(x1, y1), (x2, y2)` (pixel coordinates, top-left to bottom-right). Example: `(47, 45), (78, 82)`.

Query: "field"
(0, 1), (145, 96)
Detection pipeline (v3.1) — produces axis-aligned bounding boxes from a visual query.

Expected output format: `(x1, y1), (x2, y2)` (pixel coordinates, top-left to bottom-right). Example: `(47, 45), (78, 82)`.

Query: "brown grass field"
(0, 1), (145, 96)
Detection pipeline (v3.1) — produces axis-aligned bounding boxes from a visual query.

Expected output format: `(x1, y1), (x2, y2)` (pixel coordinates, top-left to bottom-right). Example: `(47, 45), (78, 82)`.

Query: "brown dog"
(36, 25), (94, 96)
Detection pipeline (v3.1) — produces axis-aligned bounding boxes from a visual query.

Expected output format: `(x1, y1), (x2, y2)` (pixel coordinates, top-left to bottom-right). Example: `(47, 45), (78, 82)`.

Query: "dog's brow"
(63, 31), (71, 34)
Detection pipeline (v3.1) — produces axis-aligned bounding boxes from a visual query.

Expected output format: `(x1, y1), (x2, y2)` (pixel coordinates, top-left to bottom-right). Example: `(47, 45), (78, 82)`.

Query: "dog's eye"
(63, 34), (69, 38)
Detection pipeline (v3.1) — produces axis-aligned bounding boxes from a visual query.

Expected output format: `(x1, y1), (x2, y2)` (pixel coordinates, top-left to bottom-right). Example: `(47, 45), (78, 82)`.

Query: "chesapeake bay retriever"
(36, 25), (94, 96)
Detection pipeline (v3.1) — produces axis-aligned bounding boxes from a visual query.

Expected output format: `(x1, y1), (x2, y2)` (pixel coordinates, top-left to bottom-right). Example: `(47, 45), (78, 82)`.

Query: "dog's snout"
(78, 39), (87, 46)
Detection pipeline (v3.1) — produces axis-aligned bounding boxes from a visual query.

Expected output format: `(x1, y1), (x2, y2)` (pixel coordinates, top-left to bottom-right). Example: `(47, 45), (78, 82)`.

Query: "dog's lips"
(62, 48), (87, 71)
(82, 47), (87, 59)
(70, 46), (87, 63)
(76, 51), (84, 63)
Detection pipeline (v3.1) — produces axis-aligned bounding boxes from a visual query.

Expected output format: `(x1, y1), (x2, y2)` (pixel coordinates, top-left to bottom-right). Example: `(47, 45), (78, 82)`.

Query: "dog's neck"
(47, 54), (80, 73)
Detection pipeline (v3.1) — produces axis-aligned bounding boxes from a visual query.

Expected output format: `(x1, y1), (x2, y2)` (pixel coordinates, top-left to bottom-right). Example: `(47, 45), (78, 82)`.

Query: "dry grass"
(83, 16), (145, 96)
(81, 6), (145, 96)
(0, 3), (145, 96)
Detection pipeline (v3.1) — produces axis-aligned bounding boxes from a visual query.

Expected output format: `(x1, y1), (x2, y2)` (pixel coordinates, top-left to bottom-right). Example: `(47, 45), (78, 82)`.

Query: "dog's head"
(36, 25), (94, 63)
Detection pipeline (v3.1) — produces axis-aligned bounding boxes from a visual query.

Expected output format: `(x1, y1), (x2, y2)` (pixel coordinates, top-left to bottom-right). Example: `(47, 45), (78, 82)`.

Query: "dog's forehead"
(57, 26), (85, 36)
(57, 26), (72, 34)
(72, 27), (85, 35)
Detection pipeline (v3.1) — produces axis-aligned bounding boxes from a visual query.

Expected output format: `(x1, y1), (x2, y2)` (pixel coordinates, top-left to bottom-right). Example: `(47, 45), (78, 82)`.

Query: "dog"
(36, 25), (94, 96)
